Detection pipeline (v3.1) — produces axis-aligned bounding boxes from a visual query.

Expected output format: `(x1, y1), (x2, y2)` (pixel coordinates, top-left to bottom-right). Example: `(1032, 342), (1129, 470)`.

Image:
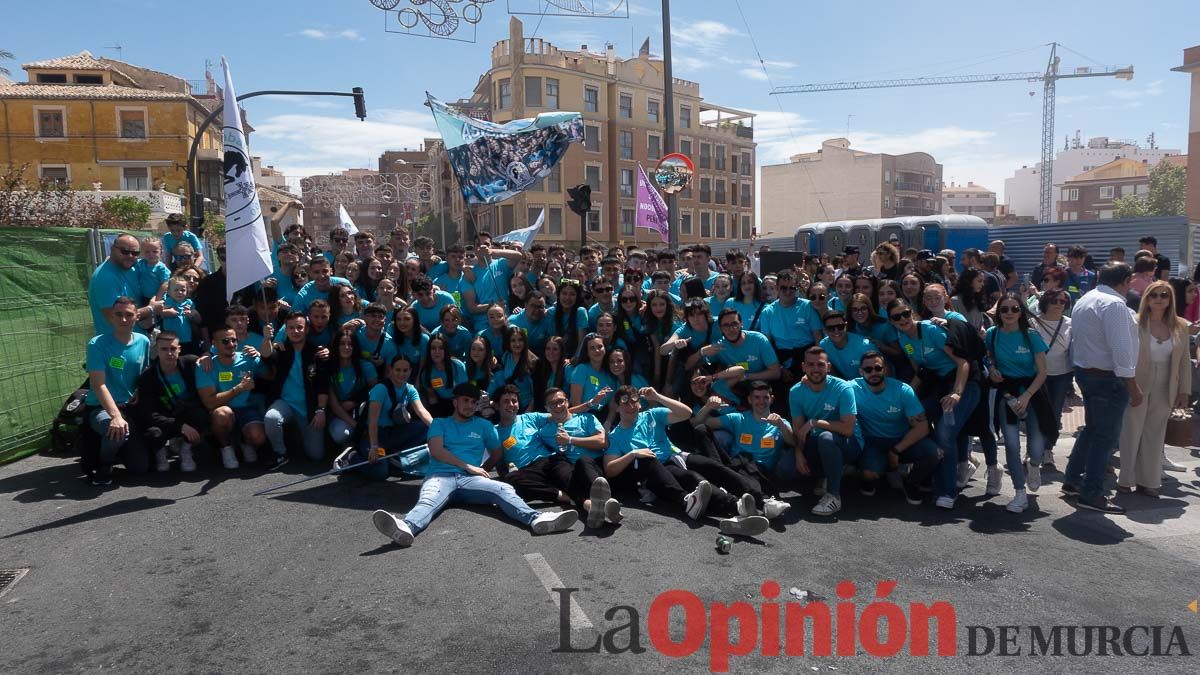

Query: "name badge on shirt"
(737, 361), (750, 371)
(502, 436), (517, 449)
(739, 433), (753, 445)
(218, 371), (234, 383)
(451, 291), (463, 306)
(761, 437), (776, 449)
(170, 382), (183, 395)
(904, 343), (915, 355)
(108, 356), (125, 370)
(361, 350), (372, 359)
(589, 375), (600, 386)
(337, 372), (346, 383)
(431, 377), (445, 389)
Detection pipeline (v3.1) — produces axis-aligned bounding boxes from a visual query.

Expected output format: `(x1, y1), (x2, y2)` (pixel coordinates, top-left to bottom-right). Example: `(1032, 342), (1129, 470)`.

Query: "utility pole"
(661, 0), (678, 251)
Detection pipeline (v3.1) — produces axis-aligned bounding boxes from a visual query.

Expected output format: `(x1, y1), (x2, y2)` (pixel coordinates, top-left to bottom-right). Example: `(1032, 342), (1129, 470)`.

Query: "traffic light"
(352, 87), (367, 121)
(566, 184), (592, 216)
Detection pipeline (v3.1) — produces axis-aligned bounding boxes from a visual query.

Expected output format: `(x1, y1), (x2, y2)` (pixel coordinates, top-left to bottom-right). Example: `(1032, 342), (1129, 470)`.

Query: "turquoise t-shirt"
(368, 381), (419, 428)
(356, 326), (398, 365)
(431, 326), (472, 361)
(720, 411), (786, 468)
(334, 363), (377, 401)
(291, 277), (351, 312)
(391, 332), (430, 367)
(726, 299), (765, 330)
(819, 335), (875, 381)
(671, 321), (715, 352)
(477, 326), (509, 357)
(567, 363), (615, 408)
(431, 271), (475, 311)
(413, 291), (457, 332)
(536, 413), (602, 464)
(501, 352), (535, 410)
(587, 302), (616, 331)
(134, 259), (169, 303)
(497, 412), (552, 469)
(607, 407), (676, 463)
(84, 332), (150, 406)
(708, 330), (778, 402)
(162, 297), (194, 343)
(195, 352), (263, 409)
(426, 415), (500, 475)
(88, 259), (140, 337)
(896, 321), (957, 377)
(985, 327), (1048, 379)
(282, 355), (308, 418)
(161, 230), (203, 261)
(546, 305), (588, 339)
(759, 299), (822, 350)
(788, 375), (862, 445)
(851, 377), (923, 440)
(508, 311), (553, 355)
(425, 358), (468, 400)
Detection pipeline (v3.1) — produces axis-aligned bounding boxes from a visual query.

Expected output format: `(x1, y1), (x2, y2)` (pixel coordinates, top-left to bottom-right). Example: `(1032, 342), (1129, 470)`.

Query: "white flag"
(494, 208), (543, 249)
(337, 203), (360, 235)
(220, 57), (273, 301)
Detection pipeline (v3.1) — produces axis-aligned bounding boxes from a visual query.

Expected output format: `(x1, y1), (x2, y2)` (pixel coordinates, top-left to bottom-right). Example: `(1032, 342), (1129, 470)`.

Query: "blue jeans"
(354, 421), (429, 481)
(1000, 406), (1046, 490)
(1042, 372), (1074, 445)
(88, 408), (148, 473)
(1066, 369), (1128, 501)
(802, 430), (863, 497)
(403, 474), (540, 535)
(862, 435), (941, 486)
(264, 401), (325, 460)
(923, 381), (981, 499)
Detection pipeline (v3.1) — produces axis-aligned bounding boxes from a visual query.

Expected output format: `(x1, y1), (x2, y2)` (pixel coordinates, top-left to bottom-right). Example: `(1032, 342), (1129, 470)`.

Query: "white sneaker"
(531, 510), (579, 535)
(587, 477), (611, 529)
(332, 446), (355, 472)
(935, 495), (956, 509)
(956, 460), (979, 488)
(603, 498), (623, 524)
(718, 515), (769, 536)
(811, 493), (842, 517)
(241, 443), (258, 464)
(763, 498), (791, 520)
(985, 465), (1003, 496)
(220, 445), (239, 470)
(684, 481), (713, 520)
(813, 478), (827, 497)
(372, 510), (414, 547)
(155, 447), (170, 472)
(1163, 451), (1187, 472)
(1006, 489), (1029, 513)
(737, 493), (759, 517)
(179, 443), (196, 472)
(1026, 462), (1041, 493)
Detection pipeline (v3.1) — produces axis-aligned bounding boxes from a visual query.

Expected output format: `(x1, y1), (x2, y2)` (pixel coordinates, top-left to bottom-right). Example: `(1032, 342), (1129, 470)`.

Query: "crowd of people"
(82, 207), (1197, 547)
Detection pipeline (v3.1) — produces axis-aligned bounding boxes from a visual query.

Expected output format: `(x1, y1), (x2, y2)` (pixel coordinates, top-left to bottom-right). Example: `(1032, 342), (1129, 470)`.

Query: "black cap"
(452, 382), (481, 400)
(843, 245), (860, 255)
(916, 249), (935, 261)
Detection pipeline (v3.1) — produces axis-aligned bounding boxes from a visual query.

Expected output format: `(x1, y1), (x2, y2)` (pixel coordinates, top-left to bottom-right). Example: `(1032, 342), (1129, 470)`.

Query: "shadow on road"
(1, 496), (176, 539)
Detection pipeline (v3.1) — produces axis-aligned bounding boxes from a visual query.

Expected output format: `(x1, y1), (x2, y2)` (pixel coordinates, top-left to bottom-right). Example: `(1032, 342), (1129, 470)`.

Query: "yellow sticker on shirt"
(737, 361), (749, 370)
(589, 375), (600, 386)
(761, 437), (776, 449)
(502, 436), (517, 449)
(108, 356), (125, 370)
(739, 433), (753, 445)
(451, 291), (463, 306)
(218, 371), (234, 383)
(903, 343), (915, 355)
(431, 377), (445, 389)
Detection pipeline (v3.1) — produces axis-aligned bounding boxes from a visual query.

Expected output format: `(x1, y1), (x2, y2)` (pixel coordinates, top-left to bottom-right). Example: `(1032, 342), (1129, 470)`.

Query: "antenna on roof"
(105, 44), (123, 61)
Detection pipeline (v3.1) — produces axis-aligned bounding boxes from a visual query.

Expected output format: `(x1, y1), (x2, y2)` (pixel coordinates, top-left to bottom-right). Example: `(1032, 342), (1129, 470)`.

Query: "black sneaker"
(267, 454), (290, 472)
(1076, 496), (1126, 515)
(900, 481), (923, 506)
(90, 473), (113, 487)
(1061, 482), (1081, 497)
(859, 481), (877, 497)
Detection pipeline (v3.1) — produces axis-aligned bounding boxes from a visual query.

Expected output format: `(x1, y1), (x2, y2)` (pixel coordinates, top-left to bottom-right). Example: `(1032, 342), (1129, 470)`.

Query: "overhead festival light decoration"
(507, 0), (628, 19)
(369, 0), (495, 43)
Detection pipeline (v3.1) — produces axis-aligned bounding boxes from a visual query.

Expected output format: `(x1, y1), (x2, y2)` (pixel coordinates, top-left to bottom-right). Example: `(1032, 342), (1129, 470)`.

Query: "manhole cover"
(0, 568), (30, 599)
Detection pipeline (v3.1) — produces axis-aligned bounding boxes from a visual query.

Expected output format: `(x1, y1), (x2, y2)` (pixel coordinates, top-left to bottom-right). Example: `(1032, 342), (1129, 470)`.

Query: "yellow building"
(0, 51), (224, 226)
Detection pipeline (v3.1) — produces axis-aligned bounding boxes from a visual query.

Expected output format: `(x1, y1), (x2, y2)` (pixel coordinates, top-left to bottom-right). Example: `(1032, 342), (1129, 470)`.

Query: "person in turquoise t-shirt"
(357, 354), (434, 481)
(420, 334), (468, 417)
(851, 351), (939, 505)
(568, 333), (617, 413)
(703, 380), (794, 521)
(818, 311), (874, 381)
(326, 330), (378, 450)
(411, 275), (457, 332)
(700, 308), (780, 405)
(508, 291), (553, 356)
(85, 296), (152, 485)
(788, 346), (863, 517)
(161, 214), (205, 271)
(89, 234), (152, 337)
(498, 386), (617, 529)
(370, 383), (579, 548)
(430, 305), (473, 361)
(161, 277), (202, 354)
(196, 325), (268, 470)
(134, 236), (170, 304)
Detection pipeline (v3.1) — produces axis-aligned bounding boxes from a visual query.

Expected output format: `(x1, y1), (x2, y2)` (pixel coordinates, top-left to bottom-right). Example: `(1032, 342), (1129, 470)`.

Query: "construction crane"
(771, 43), (1134, 223)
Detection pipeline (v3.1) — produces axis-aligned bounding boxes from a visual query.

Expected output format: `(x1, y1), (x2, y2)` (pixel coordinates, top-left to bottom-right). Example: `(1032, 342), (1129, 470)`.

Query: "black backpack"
(49, 379), (91, 454)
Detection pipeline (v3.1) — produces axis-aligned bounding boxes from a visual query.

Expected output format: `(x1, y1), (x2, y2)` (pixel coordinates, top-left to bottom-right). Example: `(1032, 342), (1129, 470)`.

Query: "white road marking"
(524, 552), (593, 629)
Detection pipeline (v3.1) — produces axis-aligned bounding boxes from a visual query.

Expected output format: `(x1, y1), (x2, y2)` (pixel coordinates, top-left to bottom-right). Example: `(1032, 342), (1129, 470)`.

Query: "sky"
(4, 0), (1197, 218)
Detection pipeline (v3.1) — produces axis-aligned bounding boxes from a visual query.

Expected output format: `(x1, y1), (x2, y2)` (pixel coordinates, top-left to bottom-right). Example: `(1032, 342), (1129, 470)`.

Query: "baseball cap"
(843, 245), (860, 255)
(916, 249), (935, 261)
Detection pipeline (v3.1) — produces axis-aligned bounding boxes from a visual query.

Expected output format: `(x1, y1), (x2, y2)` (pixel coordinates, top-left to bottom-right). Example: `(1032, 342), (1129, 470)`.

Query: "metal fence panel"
(989, 216), (1190, 279)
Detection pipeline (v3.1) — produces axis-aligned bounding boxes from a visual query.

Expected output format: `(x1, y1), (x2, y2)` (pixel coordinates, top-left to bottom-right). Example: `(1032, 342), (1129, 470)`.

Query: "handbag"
(1165, 409), (1195, 448)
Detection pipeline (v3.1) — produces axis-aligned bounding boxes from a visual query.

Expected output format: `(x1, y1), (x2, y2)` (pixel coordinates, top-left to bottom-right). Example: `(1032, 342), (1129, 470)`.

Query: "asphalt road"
(2, 437), (1200, 674)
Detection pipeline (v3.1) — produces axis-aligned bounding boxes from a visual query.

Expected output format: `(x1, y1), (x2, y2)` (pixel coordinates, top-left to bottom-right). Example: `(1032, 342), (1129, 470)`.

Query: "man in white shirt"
(1064, 263), (1140, 514)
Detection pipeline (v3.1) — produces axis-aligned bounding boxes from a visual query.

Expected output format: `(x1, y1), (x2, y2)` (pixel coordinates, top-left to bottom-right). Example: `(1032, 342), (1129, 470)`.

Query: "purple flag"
(635, 164), (669, 243)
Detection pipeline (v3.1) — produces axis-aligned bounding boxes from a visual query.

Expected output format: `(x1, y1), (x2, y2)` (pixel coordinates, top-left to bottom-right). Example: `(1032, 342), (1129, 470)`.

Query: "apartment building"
(942, 182), (996, 223)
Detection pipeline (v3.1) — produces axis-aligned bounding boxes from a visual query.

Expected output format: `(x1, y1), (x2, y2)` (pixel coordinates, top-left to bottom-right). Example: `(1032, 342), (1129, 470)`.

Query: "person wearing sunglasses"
(196, 325), (268, 470)
(852, 351), (939, 504)
(1032, 289), (1074, 466)
(985, 293), (1051, 513)
(89, 234), (156, 336)
(701, 308), (782, 407)
(888, 298), (980, 509)
(819, 311), (875, 383)
(162, 213), (205, 272)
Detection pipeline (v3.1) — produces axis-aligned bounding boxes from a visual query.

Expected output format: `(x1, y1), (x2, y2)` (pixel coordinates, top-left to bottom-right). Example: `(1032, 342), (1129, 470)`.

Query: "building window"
(546, 78), (559, 108)
(741, 215), (752, 239)
(619, 93), (633, 118)
(620, 168), (633, 197)
(525, 76), (542, 106)
(118, 108), (147, 139)
(1063, 211), (1077, 222)
(731, 182), (738, 206)
(700, 211), (712, 237)
(587, 209), (602, 233)
(647, 99), (660, 123)
(1120, 184), (1135, 197)
(585, 165), (601, 191)
(39, 166), (69, 184)
(584, 85), (599, 113)
(621, 208), (635, 236)
(35, 73), (66, 83)
(619, 130), (633, 160)
(715, 145), (726, 171)
(1099, 186), (1114, 199)
(527, 205), (544, 228)
(547, 164), (561, 193)
(501, 204), (514, 232)
(548, 206), (563, 235)
(883, 196), (890, 209)
(1063, 188), (1079, 201)
(122, 167), (150, 191)
(647, 134), (661, 160)
(732, 154), (739, 175)
(699, 143), (711, 169)
(700, 177), (711, 203)
(680, 138), (692, 156)
(680, 105), (691, 129)
(1136, 183), (1150, 195)
(715, 179), (726, 204)
(680, 212), (693, 235)
(35, 108), (65, 138)
(884, 170), (891, 184)
(499, 79), (512, 110)
(74, 74), (102, 84)
(741, 151), (752, 175)
(740, 182), (751, 206)
(585, 124), (601, 152)
(716, 213), (727, 238)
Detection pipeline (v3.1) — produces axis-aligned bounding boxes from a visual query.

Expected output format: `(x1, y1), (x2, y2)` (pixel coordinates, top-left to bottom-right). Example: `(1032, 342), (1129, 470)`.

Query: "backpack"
(49, 379), (91, 454)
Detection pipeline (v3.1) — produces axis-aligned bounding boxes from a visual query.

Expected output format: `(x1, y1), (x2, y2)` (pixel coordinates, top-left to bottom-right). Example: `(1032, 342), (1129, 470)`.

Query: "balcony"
(75, 189), (184, 215)
(894, 206), (935, 216)
(894, 181), (934, 193)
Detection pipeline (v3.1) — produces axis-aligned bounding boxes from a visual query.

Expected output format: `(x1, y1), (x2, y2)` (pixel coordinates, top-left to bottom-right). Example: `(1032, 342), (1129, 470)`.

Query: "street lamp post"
(661, 0), (678, 251)
(186, 87), (366, 232)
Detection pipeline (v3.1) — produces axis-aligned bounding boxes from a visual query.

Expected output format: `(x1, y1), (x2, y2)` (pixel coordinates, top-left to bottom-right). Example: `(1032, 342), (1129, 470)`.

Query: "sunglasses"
(1148, 291), (1172, 300)
(594, 287), (613, 294)
(117, 247), (140, 256)
(999, 305), (1022, 314)
(889, 310), (912, 322)
(219, 337), (238, 345)
(825, 324), (847, 332)
(620, 297), (638, 303)
(861, 365), (885, 374)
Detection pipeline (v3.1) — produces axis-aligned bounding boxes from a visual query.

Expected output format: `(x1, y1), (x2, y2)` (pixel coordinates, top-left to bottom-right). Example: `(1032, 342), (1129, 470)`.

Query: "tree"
(0, 163), (109, 228)
(1112, 161), (1187, 219)
(0, 49), (13, 77)
(101, 196), (151, 228)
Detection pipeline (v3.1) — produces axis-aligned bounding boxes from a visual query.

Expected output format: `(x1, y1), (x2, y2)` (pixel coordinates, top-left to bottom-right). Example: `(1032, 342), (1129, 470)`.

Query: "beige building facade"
(942, 182), (996, 223)
(761, 138), (942, 232)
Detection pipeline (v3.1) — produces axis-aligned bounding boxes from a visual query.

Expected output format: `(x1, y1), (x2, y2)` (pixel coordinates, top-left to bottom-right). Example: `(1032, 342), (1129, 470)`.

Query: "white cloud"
(740, 68), (769, 81)
(296, 27), (365, 41)
(672, 20), (741, 52)
(672, 55), (710, 73)
(250, 109), (436, 182)
(1057, 94), (1089, 104)
(1111, 79), (1162, 100)
(299, 29), (327, 39)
